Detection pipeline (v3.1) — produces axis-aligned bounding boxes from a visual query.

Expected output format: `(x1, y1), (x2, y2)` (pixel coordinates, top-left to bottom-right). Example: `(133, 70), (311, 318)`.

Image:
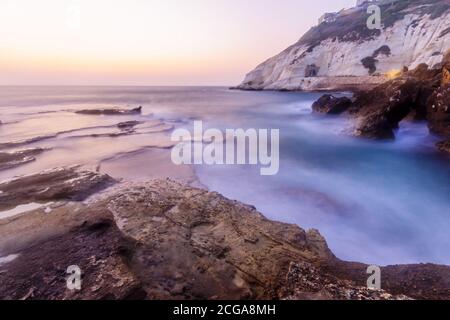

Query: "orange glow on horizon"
(0, 0), (356, 85)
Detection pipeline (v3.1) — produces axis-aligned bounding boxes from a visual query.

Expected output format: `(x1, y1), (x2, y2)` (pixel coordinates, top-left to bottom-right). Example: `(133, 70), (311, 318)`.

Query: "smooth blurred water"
(0, 86), (449, 265)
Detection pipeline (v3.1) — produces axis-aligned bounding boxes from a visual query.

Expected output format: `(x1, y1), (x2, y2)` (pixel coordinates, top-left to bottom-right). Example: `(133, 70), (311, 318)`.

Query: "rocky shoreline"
(0, 148), (48, 171)
(0, 167), (449, 300)
(310, 51), (450, 154)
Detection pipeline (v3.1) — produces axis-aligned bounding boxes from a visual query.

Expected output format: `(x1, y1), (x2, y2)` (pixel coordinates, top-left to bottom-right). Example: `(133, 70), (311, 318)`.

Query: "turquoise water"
(0, 86), (449, 265)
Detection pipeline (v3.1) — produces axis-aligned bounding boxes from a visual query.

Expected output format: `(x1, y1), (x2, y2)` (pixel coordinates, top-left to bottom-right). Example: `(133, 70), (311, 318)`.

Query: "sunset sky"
(0, 0), (355, 86)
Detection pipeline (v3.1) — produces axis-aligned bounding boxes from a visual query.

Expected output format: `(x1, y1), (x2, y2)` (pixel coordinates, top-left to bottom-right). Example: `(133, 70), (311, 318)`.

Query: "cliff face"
(237, 0), (450, 91)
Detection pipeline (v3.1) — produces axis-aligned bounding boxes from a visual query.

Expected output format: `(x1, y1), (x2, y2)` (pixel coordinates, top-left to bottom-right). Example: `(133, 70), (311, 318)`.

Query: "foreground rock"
(0, 176), (449, 300)
(75, 106), (142, 115)
(0, 166), (115, 211)
(0, 148), (47, 171)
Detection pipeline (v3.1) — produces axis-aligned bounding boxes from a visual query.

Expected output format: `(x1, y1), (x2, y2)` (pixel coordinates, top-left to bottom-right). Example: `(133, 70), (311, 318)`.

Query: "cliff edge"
(236, 0), (449, 91)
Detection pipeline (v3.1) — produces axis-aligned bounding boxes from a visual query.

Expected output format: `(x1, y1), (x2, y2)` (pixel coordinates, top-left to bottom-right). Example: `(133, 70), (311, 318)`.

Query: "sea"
(0, 86), (449, 265)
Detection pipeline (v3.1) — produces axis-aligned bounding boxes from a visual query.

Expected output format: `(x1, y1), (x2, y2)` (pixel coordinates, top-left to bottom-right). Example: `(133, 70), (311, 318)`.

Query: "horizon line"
(0, 84), (234, 88)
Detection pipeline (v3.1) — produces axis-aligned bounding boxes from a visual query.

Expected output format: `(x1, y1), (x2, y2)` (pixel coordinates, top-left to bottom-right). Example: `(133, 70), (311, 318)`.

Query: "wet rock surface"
(0, 148), (47, 171)
(0, 167), (116, 211)
(352, 78), (437, 139)
(311, 51), (450, 151)
(350, 64), (442, 139)
(312, 95), (352, 115)
(0, 175), (449, 300)
(0, 134), (57, 150)
(117, 121), (143, 130)
(75, 106), (142, 115)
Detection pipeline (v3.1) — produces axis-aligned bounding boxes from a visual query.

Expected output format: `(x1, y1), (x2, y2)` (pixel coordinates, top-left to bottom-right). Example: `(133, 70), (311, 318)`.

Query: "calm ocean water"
(0, 86), (449, 265)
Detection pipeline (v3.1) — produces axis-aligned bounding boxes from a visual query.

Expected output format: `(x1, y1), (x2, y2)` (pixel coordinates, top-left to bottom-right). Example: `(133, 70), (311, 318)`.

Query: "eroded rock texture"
(0, 166), (115, 211)
(0, 174), (449, 300)
(312, 95), (352, 115)
(311, 51), (450, 151)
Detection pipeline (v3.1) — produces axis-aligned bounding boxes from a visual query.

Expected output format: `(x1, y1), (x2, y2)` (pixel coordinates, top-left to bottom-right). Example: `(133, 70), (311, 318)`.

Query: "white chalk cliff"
(237, 0), (450, 91)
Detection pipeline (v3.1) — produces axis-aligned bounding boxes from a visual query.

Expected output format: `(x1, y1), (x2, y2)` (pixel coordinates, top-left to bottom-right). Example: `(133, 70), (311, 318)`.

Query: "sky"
(0, 0), (355, 86)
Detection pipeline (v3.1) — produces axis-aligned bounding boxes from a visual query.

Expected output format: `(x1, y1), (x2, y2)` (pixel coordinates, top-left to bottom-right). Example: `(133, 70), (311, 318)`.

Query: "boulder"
(312, 95), (352, 115)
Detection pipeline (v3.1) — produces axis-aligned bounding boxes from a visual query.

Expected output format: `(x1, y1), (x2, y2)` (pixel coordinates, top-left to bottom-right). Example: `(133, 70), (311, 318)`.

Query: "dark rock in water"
(312, 95), (352, 115)
(427, 84), (450, 138)
(0, 178), (449, 300)
(117, 121), (143, 130)
(354, 113), (396, 140)
(76, 106), (142, 115)
(0, 166), (115, 211)
(341, 53), (450, 142)
(0, 148), (47, 171)
(437, 139), (450, 154)
(426, 51), (450, 147)
(350, 63), (442, 140)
